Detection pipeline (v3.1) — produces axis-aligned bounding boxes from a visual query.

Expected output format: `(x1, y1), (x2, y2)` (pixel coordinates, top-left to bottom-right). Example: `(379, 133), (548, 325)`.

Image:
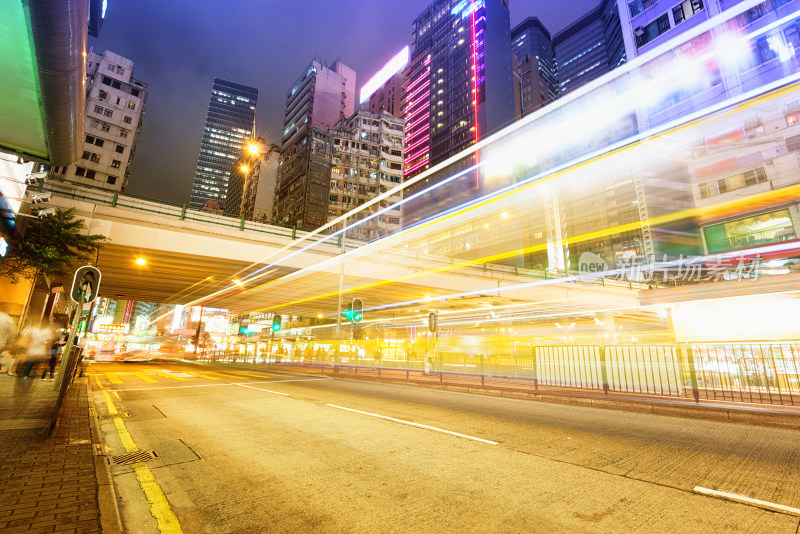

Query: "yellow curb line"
(96, 370), (183, 533)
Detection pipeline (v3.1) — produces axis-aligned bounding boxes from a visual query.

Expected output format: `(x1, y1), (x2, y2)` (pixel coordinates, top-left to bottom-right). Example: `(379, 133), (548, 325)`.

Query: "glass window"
(94, 105), (103, 113)
(128, 101), (136, 110)
(111, 160), (121, 169)
(104, 109), (113, 117)
(90, 153), (101, 163)
(115, 144), (125, 153)
(107, 176), (117, 185)
(99, 90), (108, 100)
(704, 208), (795, 253)
(123, 116), (132, 124)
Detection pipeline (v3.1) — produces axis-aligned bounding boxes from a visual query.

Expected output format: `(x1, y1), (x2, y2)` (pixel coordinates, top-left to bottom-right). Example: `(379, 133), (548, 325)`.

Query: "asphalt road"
(88, 360), (800, 533)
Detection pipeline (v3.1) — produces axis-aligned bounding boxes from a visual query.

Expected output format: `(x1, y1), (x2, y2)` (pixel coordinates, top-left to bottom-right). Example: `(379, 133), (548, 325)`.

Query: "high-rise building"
(403, 0), (515, 182)
(188, 78), (258, 210)
(49, 50), (147, 191)
(327, 110), (405, 240)
(553, 0), (626, 96)
(511, 17), (557, 116)
(361, 47), (409, 119)
(273, 59), (356, 229)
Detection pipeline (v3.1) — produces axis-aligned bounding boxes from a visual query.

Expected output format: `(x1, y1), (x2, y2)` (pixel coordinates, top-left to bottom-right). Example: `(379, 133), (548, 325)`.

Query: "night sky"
(91, 1), (599, 204)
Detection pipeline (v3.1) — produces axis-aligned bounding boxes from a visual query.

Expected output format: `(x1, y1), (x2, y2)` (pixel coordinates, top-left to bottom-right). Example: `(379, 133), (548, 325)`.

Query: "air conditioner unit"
(634, 27), (644, 37)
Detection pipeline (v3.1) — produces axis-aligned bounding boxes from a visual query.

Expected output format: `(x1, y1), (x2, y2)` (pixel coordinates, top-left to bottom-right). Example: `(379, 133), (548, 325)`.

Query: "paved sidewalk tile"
(0, 376), (102, 533)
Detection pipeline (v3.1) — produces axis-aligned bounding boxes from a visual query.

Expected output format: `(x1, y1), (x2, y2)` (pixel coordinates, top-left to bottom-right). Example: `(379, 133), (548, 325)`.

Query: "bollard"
(600, 346), (610, 395)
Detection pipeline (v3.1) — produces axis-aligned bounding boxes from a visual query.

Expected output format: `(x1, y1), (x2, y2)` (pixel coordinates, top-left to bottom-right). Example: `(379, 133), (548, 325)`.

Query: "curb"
(86, 379), (124, 534)
(205, 361), (800, 430)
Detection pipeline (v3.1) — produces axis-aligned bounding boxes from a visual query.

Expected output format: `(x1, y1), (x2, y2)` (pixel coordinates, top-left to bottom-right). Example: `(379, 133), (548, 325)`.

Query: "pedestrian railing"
(194, 341), (800, 407)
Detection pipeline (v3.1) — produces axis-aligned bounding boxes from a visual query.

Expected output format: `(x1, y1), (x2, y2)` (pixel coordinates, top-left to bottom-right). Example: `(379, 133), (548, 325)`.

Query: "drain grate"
(111, 450), (159, 465)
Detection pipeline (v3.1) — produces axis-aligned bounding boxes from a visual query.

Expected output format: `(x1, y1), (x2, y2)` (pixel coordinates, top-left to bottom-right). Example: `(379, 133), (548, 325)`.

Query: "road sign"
(70, 265), (101, 304)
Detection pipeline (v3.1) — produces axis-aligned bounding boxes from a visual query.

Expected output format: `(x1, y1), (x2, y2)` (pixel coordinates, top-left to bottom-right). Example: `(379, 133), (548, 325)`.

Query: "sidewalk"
(0, 375), (104, 533)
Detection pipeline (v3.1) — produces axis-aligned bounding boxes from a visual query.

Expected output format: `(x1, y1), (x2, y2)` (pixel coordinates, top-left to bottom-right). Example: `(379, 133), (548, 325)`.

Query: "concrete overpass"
(45, 181), (641, 322)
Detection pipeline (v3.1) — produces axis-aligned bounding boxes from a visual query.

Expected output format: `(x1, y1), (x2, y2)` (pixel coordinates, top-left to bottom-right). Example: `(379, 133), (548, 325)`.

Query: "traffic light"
(272, 314), (282, 332)
(342, 302), (353, 322)
(70, 265), (101, 304)
(352, 298), (363, 322)
(428, 312), (438, 333)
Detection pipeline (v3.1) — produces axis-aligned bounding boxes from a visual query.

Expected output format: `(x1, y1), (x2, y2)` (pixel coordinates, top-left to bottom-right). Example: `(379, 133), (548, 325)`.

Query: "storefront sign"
(0, 237), (7, 257)
(98, 323), (128, 334)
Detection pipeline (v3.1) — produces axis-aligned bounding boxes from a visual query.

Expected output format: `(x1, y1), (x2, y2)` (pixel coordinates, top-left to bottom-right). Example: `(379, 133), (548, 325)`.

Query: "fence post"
(240, 216), (245, 230)
(684, 345), (700, 403)
(600, 345), (610, 395)
(180, 204), (187, 220)
(111, 190), (119, 207)
(292, 225), (297, 240)
(531, 346), (538, 392)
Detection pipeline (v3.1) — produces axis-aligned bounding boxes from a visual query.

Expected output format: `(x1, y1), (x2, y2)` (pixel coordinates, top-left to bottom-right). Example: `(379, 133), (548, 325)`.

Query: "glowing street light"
(135, 258), (147, 266)
(240, 164), (250, 174)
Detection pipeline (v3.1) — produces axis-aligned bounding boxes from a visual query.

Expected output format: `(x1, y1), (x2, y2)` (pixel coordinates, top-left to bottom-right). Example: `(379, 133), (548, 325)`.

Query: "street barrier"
(196, 341), (800, 407)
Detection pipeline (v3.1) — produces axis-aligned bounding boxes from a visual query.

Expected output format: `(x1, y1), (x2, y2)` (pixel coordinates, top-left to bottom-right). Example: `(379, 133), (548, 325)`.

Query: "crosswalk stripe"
(134, 372), (158, 383)
(213, 370), (270, 379)
(185, 371), (219, 381)
(106, 373), (123, 384)
(156, 371), (190, 381)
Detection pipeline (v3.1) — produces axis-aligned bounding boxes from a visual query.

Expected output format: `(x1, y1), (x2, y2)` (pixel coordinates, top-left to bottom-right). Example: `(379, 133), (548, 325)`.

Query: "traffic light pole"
(335, 218), (347, 366)
(50, 290), (84, 430)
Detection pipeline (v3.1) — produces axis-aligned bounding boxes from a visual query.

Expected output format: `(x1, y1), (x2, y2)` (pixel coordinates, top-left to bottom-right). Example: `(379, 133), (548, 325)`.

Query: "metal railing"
(195, 341), (800, 407)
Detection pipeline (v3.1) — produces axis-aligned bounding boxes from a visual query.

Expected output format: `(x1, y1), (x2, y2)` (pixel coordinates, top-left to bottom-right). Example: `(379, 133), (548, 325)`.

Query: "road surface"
(88, 360), (800, 533)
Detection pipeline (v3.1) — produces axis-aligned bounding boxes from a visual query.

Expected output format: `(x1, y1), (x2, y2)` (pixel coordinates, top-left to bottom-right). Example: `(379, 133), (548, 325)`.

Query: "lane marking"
(94, 375), (104, 389)
(134, 465), (183, 533)
(693, 487), (800, 516)
(101, 390), (118, 416)
(325, 404), (498, 445)
(134, 372), (158, 383)
(235, 384), (289, 396)
(114, 378), (324, 393)
(106, 373), (123, 384)
(116, 383), (237, 392)
(156, 371), (190, 382)
(184, 371), (219, 381)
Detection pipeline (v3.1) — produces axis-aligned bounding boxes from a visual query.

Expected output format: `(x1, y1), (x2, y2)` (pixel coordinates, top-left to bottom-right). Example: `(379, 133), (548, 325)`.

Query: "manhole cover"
(111, 450), (159, 465)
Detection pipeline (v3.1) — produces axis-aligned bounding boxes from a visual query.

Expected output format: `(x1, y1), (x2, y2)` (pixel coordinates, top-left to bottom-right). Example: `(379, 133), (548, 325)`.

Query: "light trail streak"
(171, 0), (800, 315)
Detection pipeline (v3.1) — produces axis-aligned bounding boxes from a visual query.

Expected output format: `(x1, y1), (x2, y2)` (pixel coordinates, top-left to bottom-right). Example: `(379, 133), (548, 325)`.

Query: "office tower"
(327, 110), (405, 240)
(361, 47), (409, 119)
(188, 78), (258, 210)
(403, 0), (515, 182)
(553, 0), (626, 96)
(511, 17), (557, 116)
(273, 59), (356, 230)
(49, 49), (147, 191)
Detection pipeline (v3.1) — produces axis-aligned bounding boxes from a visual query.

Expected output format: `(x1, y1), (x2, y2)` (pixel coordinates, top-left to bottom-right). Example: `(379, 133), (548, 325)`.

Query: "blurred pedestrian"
(20, 324), (54, 378)
(41, 337), (63, 381)
(0, 306), (15, 374)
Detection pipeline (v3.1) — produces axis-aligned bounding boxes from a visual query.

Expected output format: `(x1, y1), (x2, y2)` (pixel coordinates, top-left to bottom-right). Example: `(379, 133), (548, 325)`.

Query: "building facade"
(224, 149), (279, 222)
(511, 17), (557, 116)
(553, 0), (626, 96)
(49, 50), (147, 191)
(273, 59), (356, 230)
(403, 0), (515, 183)
(327, 111), (405, 240)
(188, 78), (258, 210)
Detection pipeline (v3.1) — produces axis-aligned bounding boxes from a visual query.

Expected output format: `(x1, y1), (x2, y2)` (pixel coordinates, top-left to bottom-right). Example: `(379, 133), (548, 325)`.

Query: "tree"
(0, 208), (107, 284)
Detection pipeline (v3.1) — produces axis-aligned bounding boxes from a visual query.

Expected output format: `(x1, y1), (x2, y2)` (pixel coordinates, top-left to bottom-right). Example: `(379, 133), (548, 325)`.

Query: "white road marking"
(693, 486), (800, 516)
(100, 377), (327, 392)
(236, 384), (289, 396)
(325, 404), (498, 445)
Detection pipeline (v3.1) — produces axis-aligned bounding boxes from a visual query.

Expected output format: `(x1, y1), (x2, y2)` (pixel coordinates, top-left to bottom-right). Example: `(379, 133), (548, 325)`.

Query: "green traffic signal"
(352, 298), (363, 323)
(272, 314), (282, 332)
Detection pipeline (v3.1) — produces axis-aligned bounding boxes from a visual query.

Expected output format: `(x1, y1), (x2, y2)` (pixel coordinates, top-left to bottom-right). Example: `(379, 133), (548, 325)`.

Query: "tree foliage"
(0, 208), (108, 284)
